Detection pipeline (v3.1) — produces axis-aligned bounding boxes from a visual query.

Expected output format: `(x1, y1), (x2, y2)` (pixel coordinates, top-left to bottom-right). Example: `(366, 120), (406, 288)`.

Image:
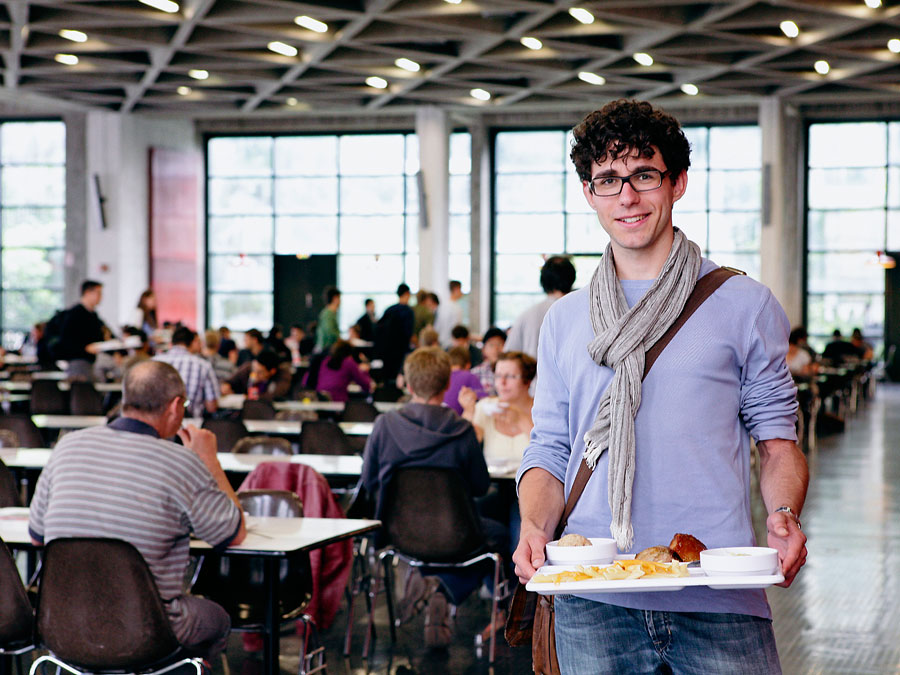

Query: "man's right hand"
(177, 424), (219, 469)
(512, 525), (550, 584)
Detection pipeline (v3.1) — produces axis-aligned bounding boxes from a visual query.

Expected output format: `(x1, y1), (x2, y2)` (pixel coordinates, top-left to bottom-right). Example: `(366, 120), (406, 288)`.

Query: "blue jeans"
(554, 595), (781, 674)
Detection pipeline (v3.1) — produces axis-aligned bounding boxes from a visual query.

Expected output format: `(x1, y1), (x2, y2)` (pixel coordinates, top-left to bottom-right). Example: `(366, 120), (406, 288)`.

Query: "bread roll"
(635, 546), (680, 563)
(557, 533), (591, 547)
(668, 533), (706, 562)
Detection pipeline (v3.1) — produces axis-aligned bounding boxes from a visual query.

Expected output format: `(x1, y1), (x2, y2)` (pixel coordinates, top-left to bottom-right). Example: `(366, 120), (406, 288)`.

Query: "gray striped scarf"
(583, 228), (701, 551)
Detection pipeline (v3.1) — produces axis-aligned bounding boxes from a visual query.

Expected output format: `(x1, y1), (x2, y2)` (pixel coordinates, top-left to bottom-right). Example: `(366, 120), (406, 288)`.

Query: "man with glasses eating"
(29, 360), (246, 660)
(513, 99), (808, 673)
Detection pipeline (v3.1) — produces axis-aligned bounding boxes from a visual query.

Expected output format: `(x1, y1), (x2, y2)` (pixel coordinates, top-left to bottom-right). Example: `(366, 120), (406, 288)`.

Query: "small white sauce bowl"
(700, 547), (779, 576)
(545, 537), (617, 566)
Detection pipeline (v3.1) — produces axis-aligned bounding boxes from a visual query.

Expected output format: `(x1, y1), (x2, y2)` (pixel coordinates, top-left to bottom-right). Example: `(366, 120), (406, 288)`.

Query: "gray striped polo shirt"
(29, 417), (241, 637)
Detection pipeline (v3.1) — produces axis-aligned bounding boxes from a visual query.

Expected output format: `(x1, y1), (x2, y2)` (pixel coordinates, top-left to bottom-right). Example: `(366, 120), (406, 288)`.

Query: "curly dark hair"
(570, 99), (691, 184)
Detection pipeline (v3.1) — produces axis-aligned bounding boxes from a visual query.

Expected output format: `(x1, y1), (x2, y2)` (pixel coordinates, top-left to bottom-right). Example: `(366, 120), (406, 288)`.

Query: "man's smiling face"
(582, 145), (687, 269)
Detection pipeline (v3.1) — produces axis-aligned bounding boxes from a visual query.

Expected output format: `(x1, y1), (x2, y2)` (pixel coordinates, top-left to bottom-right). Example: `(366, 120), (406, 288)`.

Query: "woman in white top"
(459, 351), (537, 462)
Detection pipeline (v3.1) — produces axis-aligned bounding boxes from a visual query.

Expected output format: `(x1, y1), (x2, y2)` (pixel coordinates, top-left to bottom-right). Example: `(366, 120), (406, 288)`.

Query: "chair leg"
(363, 552), (386, 659)
(381, 556), (396, 643)
(342, 585), (355, 657)
(488, 553), (501, 664)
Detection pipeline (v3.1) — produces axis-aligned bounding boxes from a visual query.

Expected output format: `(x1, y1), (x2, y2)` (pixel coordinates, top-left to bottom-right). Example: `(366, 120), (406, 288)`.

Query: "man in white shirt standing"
(433, 280), (465, 348)
(504, 256), (576, 359)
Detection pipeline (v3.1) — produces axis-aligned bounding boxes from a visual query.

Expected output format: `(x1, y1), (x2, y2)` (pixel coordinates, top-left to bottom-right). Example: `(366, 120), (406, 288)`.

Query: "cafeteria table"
(217, 394), (403, 414)
(30, 415), (375, 437)
(0, 506), (380, 675)
(0, 380), (122, 393)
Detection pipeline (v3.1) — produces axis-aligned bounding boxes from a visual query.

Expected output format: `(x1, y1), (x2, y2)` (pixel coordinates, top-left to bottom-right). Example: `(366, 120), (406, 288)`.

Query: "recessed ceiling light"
(680, 83), (699, 96)
(139, 0), (179, 13)
(888, 38), (900, 53)
(780, 20), (799, 38)
(568, 8), (594, 24)
(54, 53), (79, 65)
(633, 52), (654, 66)
(366, 76), (388, 89)
(58, 29), (87, 43)
(814, 60), (830, 75)
(395, 57), (420, 72)
(287, 97), (299, 106)
(578, 71), (606, 85)
(444, 0), (461, 4)
(470, 88), (491, 101)
(520, 36), (543, 50)
(294, 15), (328, 33)
(188, 69), (208, 80)
(865, 0), (882, 8)
(177, 85), (191, 95)
(267, 41), (298, 57)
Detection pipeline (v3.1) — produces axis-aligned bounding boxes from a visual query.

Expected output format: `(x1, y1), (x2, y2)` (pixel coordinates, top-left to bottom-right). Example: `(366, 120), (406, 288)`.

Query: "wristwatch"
(775, 506), (801, 529)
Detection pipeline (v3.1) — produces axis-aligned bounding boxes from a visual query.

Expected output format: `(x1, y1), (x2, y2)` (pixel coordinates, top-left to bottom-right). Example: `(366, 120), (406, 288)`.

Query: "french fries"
(531, 560), (689, 584)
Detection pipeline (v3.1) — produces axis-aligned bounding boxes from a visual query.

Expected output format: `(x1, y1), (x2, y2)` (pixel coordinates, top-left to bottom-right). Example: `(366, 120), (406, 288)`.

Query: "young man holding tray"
(513, 99), (808, 673)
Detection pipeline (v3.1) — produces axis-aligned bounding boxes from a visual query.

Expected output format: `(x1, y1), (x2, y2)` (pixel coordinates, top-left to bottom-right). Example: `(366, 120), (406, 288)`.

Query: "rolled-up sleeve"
(516, 306), (573, 491)
(740, 291), (798, 442)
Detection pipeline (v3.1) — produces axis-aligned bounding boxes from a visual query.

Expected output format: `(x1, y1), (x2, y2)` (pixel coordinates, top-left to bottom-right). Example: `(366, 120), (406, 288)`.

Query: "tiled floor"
(222, 384), (900, 674)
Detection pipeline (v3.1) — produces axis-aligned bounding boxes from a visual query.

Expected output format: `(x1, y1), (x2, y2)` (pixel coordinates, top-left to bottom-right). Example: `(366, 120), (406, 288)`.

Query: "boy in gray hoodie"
(361, 347), (508, 647)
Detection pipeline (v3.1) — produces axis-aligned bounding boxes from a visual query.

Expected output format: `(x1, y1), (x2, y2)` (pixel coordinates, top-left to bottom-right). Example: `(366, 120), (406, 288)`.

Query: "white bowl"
(545, 537), (617, 566)
(700, 547), (779, 576)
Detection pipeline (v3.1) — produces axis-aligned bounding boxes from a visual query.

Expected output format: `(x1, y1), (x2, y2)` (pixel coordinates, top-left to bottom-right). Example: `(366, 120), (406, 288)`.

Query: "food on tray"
(635, 545), (680, 563)
(557, 533), (592, 547)
(532, 559), (689, 584)
(669, 533), (707, 562)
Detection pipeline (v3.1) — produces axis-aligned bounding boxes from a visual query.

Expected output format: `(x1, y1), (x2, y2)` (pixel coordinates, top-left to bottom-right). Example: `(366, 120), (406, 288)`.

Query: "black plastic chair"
(68, 382), (105, 416)
(0, 459), (21, 508)
(29, 380), (69, 415)
(298, 420), (355, 456)
(366, 467), (506, 663)
(31, 538), (204, 675)
(0, 537), (34, 673)
(0, 416), (45, 449)
(191, 490), (322, 674)
(241, 399), (277, 420)
(231, 436), (292, 456)
(201, 418), (249, 453)
(341, 400), (379, 423)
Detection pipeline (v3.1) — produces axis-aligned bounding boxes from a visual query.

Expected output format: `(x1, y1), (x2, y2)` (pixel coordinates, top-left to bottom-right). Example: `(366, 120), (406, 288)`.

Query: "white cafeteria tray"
(526, 564), (784, 594)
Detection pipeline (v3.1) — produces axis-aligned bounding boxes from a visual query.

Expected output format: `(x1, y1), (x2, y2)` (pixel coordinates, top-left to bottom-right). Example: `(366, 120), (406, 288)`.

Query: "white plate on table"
(526, 564), (784, 595)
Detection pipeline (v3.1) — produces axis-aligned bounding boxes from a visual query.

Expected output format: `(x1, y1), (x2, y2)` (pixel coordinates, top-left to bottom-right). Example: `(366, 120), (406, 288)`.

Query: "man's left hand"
(766, 511), (807, 587)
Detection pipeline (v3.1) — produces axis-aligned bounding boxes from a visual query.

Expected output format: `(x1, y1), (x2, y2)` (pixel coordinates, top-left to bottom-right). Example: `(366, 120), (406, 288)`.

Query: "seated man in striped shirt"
(153, 326), (219, 418)
(28, 360), (246, 659)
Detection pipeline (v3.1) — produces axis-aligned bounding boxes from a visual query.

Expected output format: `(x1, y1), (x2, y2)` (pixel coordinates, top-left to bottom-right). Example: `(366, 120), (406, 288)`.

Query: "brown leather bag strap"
(553, 266), (739, 539)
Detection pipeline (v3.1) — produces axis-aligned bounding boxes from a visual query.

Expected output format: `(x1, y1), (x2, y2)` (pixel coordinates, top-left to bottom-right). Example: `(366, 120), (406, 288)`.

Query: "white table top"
(29, 415), (374, 436)
(0, 448), (364, 477)
(2, 354), (38, 365)
(1, 447), (518, 480)
(1, 381), (121, 393)
(0, 507), (380, 555)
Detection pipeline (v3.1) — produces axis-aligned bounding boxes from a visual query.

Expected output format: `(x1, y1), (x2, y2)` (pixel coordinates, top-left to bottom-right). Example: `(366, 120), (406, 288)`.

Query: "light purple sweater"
(517, 259), (798, 618)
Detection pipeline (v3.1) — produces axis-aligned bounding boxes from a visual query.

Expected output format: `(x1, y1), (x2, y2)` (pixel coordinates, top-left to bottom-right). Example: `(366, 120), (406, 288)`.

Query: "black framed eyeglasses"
(588, 169), (669, 197)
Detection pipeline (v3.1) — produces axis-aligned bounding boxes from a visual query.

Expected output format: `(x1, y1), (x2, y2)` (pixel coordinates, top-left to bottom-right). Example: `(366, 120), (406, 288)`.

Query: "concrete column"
(63, 112), (89, 307)
(469, 120), (491, 333)
(759, 97), (804, 325)
(415, 106), (450, 299)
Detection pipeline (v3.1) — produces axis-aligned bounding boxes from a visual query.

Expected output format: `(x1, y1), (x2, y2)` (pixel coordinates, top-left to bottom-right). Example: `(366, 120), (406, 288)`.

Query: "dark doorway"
(274, 254), (338, 331)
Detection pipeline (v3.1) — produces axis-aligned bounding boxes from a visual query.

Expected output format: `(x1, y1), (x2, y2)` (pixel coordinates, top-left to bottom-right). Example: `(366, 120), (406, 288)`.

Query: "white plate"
(526, 564), (784, 595)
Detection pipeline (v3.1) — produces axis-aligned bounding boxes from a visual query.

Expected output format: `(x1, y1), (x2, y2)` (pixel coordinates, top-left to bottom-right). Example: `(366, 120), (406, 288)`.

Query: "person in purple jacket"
(313, 339), (373, 403)
(442, 346), (485, 414)
(513, 99), (808, 674)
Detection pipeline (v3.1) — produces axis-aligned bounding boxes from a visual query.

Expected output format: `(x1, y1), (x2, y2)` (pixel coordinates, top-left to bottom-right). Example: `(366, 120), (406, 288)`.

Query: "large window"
(806, 122), (896, 350)
(492, 126), (761, 327)
(207, 132), (470, 331)
(0, 121), (66, 348)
